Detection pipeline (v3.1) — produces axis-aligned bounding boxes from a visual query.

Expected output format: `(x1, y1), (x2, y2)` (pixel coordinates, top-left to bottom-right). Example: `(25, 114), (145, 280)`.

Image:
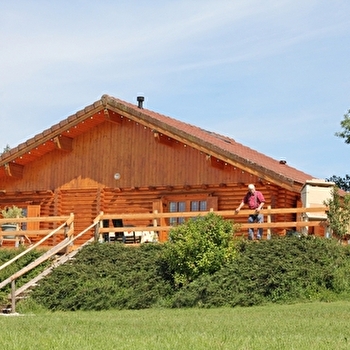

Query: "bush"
(25, 235), (350, 311)
(161, 213), (237, 286)
(0, 248), (50, 305)
(168, 237), (350, 308)
(31, 243), (173, 311)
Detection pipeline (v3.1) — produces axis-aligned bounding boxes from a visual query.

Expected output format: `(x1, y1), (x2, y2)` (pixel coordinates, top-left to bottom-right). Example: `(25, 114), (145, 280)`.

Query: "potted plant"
(1, 205), (24, 237)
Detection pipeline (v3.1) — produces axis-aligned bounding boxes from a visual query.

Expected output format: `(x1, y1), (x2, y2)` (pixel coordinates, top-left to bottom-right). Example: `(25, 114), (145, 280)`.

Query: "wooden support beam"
(4, 163), (23, 179)
(53, 135), (73, 152)
(153, 132), (175, 147)
(104, 108), (123, 124)
(209, 156), (225, 170)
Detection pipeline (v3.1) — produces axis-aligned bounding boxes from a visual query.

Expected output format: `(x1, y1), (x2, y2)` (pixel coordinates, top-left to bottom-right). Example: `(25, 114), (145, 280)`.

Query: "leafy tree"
(162, 213), (238, 287)
(335, 109), (350, 144)
(329, 110), (350, 192)
(324, 186), (350, 240)
(0, 144), (11, 156)
(326, 175), (350, 192)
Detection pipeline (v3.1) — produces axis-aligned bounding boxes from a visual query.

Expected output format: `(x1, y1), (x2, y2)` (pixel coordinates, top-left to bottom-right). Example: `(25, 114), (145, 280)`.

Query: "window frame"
(164, 195), (218, 226)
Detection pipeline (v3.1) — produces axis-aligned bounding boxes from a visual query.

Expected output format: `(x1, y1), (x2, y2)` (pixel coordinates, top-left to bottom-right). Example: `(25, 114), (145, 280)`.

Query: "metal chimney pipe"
(137, 96), (144, 109)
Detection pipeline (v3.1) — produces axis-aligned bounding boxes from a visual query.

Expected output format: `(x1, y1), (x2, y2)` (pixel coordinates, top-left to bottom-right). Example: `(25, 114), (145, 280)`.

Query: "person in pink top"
(235, 184), (266, 240)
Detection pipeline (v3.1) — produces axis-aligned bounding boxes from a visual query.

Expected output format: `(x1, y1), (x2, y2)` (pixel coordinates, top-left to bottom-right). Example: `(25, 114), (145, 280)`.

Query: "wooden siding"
(1, 119), (268, 192)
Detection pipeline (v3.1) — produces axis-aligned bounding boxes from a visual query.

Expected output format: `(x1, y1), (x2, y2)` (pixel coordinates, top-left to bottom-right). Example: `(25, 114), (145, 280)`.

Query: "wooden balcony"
(97, 206), (331, 242)
(0, 206), (332, 248)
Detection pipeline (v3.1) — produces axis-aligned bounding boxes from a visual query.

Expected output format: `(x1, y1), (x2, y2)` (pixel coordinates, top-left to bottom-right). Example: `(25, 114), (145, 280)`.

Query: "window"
(169, 201), (186, 225)
(167, 197), (216, 226)
(190, 200), (207, 212)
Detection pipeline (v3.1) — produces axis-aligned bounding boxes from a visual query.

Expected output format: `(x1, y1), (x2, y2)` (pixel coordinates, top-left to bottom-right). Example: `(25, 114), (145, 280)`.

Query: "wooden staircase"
(0, 219), (98, 314)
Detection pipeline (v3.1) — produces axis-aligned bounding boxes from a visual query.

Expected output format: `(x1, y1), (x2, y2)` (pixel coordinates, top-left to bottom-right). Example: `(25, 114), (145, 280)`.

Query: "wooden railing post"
(267, 205), (271, 240)
(153, 210), (158, 228)
(301, 211), (308, 236)
(69, 213), (74, 237)
(14, 215), (20, 248)
(153, 210), (159, 241)
(11, 279), (16, 314)
(65, 213), (75, 254)
(97, 211), (104, 243)
(94, 222), (100, 242)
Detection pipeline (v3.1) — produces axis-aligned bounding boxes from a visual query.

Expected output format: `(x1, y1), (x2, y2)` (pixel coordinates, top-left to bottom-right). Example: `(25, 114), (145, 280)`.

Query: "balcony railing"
(0, 214), (74, 247)
(97, 206), (330, 242)
(0, 206), (332, 246)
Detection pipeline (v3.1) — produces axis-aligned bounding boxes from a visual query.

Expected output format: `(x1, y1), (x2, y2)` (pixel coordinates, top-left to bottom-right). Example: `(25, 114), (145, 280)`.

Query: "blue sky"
(0, 1), (349, 179)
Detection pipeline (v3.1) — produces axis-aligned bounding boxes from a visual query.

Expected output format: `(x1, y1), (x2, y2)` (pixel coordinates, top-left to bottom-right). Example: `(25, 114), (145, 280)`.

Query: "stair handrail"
(0, 213), (74, 273)
(0, 218), (98, 290)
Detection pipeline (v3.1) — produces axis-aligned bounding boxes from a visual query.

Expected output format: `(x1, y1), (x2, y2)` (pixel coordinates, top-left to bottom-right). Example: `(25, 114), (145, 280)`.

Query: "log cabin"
(0, 94), (320, 245)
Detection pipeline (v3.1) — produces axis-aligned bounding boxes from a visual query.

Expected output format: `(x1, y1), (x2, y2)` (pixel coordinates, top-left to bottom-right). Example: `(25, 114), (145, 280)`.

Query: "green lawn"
(1, 301), (350, 349)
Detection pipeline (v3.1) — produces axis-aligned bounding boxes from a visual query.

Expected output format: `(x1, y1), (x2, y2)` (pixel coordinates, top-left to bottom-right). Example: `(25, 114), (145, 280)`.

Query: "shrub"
(31, 243), (173, 311)
(168, 237), (350, 308)
(0, 248), (50, 305)
(26, 235), (350, 311)
(161, 213), (237, 286)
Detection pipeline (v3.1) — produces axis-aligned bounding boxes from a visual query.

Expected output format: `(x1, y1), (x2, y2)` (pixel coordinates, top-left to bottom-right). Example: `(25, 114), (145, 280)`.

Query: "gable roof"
(0, 94), (314, 190)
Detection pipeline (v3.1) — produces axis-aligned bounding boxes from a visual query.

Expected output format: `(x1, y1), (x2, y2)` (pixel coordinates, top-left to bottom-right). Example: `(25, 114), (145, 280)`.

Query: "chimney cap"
(137, 96), (144, 108)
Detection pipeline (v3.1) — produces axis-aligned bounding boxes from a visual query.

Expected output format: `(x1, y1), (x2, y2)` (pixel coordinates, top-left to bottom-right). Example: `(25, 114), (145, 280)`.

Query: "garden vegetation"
(1, 212), (350, 311)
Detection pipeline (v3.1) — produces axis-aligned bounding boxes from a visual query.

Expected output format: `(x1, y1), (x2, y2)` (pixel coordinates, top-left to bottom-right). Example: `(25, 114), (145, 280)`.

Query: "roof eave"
(0, 100), (104, 166)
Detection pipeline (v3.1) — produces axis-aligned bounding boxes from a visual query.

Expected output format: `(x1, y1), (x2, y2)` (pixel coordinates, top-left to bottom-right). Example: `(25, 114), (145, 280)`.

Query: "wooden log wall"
(0, 181), (304, 247)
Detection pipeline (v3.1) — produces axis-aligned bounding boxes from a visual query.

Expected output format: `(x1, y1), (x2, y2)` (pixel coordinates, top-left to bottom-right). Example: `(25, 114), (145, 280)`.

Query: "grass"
(0, 301), (350, 349)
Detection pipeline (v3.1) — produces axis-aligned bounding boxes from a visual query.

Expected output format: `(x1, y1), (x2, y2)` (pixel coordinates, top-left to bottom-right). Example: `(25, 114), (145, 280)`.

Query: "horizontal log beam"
(100, 207), (328, 220)
(100, 220), (324, 234)
(0, 216), (70, 224)
(0, 229), (66, 237)
(100, 226), (171, 233)
(240, 221), (323, 229)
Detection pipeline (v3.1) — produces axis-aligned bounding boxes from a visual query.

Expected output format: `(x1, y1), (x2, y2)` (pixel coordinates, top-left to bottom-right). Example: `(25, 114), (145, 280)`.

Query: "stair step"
(1, 235), (92, 309)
